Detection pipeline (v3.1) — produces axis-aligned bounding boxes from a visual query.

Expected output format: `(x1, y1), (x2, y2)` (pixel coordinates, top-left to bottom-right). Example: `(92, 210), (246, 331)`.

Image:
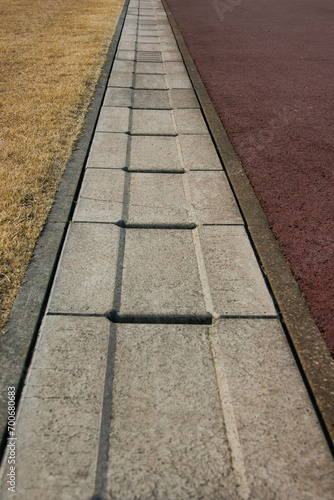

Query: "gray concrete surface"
(1, 0), (333, 498)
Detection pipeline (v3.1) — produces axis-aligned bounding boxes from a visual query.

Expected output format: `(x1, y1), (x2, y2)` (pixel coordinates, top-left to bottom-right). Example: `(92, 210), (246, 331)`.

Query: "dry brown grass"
(0, 0), (124, 334)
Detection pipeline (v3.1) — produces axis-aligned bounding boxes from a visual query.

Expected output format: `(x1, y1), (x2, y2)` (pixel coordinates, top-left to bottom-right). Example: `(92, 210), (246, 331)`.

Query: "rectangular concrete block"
(86, 132), (128, 169)
(166, 73), (193, 89)
(0, 316), (110, 499)
(138, 29), (159, 36)
(73, 169), (125, 223)
(48, 223), (120, 314)
(127, 173), (189, 224)
(135, 73), (167, 89)
(118, 40), (136, 51)
(133, 89), (170, 108)
(187, 171), (243, 224)
(112, 60), (135, 73)
(137, 42), (161, 52)
(199, 226), (277, 315)
(174, 109), (208, 134)
(108, 70), (133, 88)
(106, 324), (238, 499)
(119, 229), (207, 317)
(211, 318), (334, 499)
(161, 42), (179, 51)
(96, 107), (130, 133)
(169, 88), (199, 108)
(179, 134), (222, 170)
(163, 51), (183, 62)
(165, 62), (188, 74)
(120, 34), (137, 42)
(129, 135), (183, 171)
(137, 36), (160, 43)
(131, 109), (175, 134)
(104, 87), (132, 107)
(135, 61), (165, 74)
(116, 49), (136, 60)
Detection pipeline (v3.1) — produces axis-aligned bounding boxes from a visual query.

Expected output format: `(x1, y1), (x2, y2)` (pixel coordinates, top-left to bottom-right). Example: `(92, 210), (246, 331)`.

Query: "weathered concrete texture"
(106, 324), (239, 500)
(96, 107), (130, 133)
(127, 173), (190, 224)
(119, 229), (207, 317)
(136, 61), (165, 74)
(188, 171), (243, 224)
(104, 87), (132, 107)
(129, 134), (182, 171)
(116, 50), (136, 61)
(86, 132), (128, 169)
(169, 88), (199, 108)
(174, 109), (208, 134)
(48, 223), (120, 314)
(133, 89), (170, 109)
(131, 109), (175, 134)
(199, 225), (277, 315)
(0, 316), (111, 500)
(211, 318), (334, 499)
(73, 169), (125, 223)
(112, 60), (134, 73)
(166, 72), (192, 89)
(135, 73), (167, 89)
(178, 134), (222, 170)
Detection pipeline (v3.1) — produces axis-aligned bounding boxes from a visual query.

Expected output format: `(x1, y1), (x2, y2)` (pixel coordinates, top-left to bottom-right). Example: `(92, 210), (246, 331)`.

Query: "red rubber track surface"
(166, 0), (334, 354)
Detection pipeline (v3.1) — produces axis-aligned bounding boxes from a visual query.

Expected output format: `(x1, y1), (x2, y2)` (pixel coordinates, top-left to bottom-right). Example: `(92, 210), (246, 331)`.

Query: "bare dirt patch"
(0, 0), (124, 335)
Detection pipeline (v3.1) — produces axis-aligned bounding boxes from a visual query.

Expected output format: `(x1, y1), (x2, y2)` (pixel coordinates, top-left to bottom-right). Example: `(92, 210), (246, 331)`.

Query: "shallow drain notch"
(115, 221), (196, 229)
(106, 310), (212, 325)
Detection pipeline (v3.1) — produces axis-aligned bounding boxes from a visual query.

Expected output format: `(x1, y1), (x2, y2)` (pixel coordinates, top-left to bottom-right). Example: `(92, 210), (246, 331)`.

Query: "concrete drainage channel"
(0, 0), (334, 498)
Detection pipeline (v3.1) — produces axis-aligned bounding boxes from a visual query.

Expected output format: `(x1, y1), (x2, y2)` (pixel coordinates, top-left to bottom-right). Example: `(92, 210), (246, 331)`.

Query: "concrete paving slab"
(127, 172), (189, 224)
(131, 109), (175, 134)
(174, 109), (208, 134)
(188, 171), (243, 224)
(137, 36), (160, 43)
(108, 70), (134, 88)
(164, 61), (188, 74)
(134, 73), (167, 89)
(178, 134), (222, 170)
(120, 34), (137, 42)
(118, 27), (137, 36)
(138, 28), (159, 35)
(106, 324), (238, 499)
(96, 107), (130, 133)
(161, 42), (179, 51)
(116, 49), (136, 60)
(48, 223), (120, 314)
(119, 229), (207, 318)
(169, 88), (199, 108)
(166, 73), (193, 89)
(86, 132), (128, 169)
(133, 89), (170, 108)
(135, 61), (165, 73)
(117, 41), (136, 50)
(111, 60), (134, 72)
(0, 316), (110, 500)
(73, 169), (125, 223)
(137, 42), (161, 51)
(211, 318), (334, 498)
(199, 225), (277, 316)
(104, 87), (132, 107)
(128, 135), (183, 171)
(163, 51), (183, 61)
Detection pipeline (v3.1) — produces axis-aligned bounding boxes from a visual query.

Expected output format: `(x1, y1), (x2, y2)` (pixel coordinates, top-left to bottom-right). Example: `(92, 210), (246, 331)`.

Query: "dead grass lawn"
(0, 0), (124, 335)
